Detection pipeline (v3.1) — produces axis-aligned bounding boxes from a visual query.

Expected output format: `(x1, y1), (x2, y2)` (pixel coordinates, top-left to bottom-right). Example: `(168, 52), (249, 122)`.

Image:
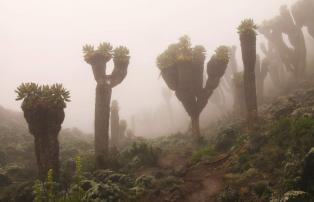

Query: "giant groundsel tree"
(157, 36), (229, 139)
(292, 0), (314, 39)
(238, 19), (258, 128)
(83, 42), (130, 168)
(15, 83), (70, 180)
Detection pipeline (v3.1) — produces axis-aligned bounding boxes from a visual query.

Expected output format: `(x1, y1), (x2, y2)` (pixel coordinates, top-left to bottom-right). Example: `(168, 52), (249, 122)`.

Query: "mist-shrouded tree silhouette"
(291, 0), (314, 39)
(260, 42), (286, 90)
(278, 5), (307, 79)
(83, 42), (130, 168)
(110, 100), (119, 148)
(161, 87), (174, 131)
(259, 20), (296, 75)
(255, 54), (268, 104)
(259, 5), (307, 79)
(224, 45), (239, 89)
(119, 119), (127, 141)
(232, 72), (246, 118)
(238, 19), (258, 128)
(156, 36), (229, 140)
(15, 83), (70, 180)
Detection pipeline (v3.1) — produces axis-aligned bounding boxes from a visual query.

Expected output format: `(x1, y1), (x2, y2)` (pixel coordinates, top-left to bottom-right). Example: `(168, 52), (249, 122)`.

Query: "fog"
(0, 0), (298, 136)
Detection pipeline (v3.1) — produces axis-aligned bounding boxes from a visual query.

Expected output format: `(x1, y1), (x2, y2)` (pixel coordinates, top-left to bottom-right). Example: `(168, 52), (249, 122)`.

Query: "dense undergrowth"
(1, 82), (314, 202)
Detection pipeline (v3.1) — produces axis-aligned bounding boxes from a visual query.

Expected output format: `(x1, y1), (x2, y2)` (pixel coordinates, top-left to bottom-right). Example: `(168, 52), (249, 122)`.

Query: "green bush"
(119, 141), (159, 169)
(190, 145), (217, 165)
(270, 117), (314, 155)
(215, 128), (239, 152)
(253, 180), (272, 199)
(216, 187), (240, 202)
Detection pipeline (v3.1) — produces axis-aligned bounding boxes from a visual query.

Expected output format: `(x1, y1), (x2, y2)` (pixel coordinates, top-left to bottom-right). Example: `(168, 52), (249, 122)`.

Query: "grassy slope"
(1, 79), (314, 201)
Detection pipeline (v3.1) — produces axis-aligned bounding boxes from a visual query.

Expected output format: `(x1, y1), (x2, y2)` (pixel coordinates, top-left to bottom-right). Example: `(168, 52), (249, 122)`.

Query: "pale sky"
(0, 0), (298, 133)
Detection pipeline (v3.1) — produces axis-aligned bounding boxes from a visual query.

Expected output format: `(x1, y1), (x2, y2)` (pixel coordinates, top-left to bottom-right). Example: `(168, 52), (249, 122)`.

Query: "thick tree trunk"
(233, 75), (246, 118)
(240, 33), (258, 128)
(295, 32), (306, 79)
(256, 57), (268, 105)
(95, 82), (112, 168)
(24, 108), (64, 181)
(34, 132), (60, 181)
(110, 105), (119, 148)
(191, 114), (200, 140)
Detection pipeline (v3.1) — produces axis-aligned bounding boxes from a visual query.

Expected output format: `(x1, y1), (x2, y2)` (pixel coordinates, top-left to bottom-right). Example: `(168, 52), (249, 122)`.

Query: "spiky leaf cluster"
(15, 83), (70, 110)
(214, 46), (229, 63)
(156, 35), (206, 69)
(237, 19), (258, 35)
(113, 46), (130, 64)
(83, 42), (113, 63)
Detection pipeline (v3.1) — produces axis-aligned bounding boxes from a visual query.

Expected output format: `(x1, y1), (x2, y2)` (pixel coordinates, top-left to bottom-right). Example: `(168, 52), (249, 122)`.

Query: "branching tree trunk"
(157, 36), (229, 140)
(279, 5), (307, 79)
(83, 44), (130, 168)
(259, 21), (296, 74)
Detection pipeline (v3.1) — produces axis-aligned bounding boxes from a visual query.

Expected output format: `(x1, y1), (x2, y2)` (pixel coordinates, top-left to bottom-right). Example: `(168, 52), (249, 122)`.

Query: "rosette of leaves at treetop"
(15, 83), (70, 111)
(207, 46), (229, 78)
(156, 35), (205, 70)
(83, 42), (113, 64)
(237, 18), (258, 35)
(237, 19), (258, 77)
(156, 35), (206, 91)
(113, 46), (130, 66)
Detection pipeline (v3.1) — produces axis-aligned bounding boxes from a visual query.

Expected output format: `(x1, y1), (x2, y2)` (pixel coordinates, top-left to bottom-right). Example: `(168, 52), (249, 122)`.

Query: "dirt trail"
(182, 165), (225, 202)
(180, 153), (232, 202)
(144, 146), (237, 202)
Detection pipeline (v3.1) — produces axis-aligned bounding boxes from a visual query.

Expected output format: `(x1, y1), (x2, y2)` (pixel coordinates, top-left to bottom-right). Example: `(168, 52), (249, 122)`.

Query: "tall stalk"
(238, 19), (258, 128)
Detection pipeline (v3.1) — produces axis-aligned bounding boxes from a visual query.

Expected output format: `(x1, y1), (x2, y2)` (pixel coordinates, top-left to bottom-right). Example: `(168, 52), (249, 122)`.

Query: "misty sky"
(0, 0), (298, 133)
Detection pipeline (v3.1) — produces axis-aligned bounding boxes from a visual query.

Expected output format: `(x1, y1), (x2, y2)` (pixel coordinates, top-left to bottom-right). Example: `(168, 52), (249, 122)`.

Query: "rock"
(283, 190), (312, 202)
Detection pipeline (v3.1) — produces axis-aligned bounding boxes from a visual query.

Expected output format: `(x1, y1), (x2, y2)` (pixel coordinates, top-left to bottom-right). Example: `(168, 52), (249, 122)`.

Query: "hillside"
(0, 79), (314, 202)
